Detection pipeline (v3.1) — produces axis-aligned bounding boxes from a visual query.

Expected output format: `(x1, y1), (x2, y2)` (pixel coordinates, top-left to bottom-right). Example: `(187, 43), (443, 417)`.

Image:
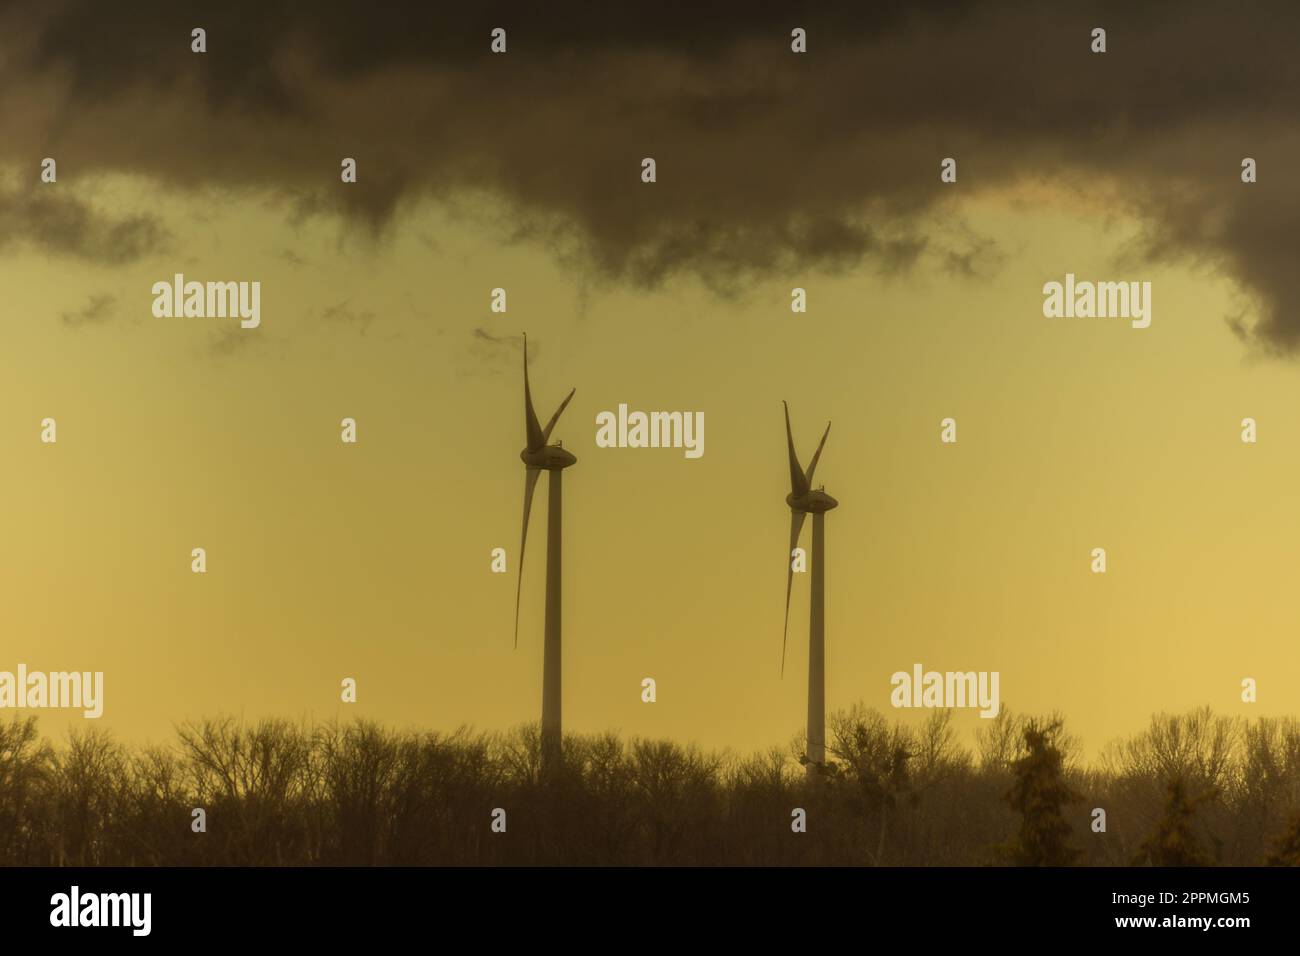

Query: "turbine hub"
(521, 444), (578, 470)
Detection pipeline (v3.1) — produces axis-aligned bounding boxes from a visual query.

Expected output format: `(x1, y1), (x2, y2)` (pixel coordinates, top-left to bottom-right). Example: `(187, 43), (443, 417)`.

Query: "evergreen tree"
(1003, 718), (1080, 865)
(1136, 776), (1212, 866)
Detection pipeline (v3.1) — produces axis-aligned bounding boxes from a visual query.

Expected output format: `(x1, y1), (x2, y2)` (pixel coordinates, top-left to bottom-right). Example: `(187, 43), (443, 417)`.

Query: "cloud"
(933, 217), (1006, 280)
(206, 328), (256, 358)
(0, 187), (167, 264)
(5, 1), (1300, 351)
(203, 325), (288, 361)
(320, 301), (376, 335)
(468, 327), (529, 373)
(60, 293), (116, 328)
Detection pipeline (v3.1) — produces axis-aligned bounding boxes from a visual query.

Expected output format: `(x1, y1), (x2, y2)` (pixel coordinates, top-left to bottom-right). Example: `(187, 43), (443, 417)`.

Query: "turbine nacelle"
(521, 444), (577, 471)
(787, 489), (838, 513)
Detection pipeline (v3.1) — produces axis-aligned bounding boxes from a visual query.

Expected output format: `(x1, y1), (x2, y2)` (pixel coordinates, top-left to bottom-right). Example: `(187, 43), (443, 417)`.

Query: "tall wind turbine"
(514, 334), (576, 775)
(782, 401), (838, 777)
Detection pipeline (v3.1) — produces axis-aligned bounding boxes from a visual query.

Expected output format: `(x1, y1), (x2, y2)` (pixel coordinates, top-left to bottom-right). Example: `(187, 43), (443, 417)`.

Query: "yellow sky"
(2, 173), (1295, 758)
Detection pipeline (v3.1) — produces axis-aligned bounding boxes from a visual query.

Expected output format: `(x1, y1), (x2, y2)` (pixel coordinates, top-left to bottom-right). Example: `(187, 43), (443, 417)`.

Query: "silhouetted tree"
(828, 705), (917, 865)
(0, 716), (52, 865)
(1136, 776), (1212, 866)
(1266, 811), (1300, 866)
(1004, 718), (1080, 865)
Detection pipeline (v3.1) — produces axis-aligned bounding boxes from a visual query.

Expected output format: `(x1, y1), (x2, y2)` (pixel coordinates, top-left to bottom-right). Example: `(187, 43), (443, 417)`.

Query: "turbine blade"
(523, 335), (545, 451)
(542, 387), (576, 443)
(514, 467), (542, 648)
(784, 401), (809, 497)
(782, 509), (807, 676)
(804, 421), (832, 489)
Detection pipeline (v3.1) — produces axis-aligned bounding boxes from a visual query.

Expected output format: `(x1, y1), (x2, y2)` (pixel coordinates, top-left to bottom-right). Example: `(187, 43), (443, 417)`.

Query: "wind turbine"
(782, 401), (838, 777)
(514, 334), (576, 775)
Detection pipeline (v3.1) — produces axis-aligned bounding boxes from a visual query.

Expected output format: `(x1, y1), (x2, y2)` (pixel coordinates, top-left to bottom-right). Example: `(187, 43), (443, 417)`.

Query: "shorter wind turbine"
(514, 335), (576, 775)
(781, 401), (838, 776)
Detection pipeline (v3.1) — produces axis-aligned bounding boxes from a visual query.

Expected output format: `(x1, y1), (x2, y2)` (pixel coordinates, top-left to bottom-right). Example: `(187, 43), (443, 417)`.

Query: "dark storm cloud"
(4, 1), (1300, 351)
(22, 0), (950, 99)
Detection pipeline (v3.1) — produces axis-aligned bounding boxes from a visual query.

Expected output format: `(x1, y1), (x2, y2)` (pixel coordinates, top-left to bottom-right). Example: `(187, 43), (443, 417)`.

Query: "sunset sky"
(3, 1), (1299, 758)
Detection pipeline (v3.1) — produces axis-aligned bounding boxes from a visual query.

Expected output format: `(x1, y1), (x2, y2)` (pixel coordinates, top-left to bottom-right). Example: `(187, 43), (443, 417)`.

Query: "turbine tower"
(782, 401), (838, 777)
(514, 335), (576, 776)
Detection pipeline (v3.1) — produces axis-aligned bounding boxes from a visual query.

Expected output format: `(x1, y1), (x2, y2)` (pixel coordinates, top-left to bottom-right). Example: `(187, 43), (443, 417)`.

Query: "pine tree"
(1137, 776), (1211, 866)
(1003, 718), (1080, 865)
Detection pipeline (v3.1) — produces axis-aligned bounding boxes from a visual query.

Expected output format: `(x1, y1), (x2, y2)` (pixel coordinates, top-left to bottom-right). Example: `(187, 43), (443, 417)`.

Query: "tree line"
(1, 705), (1298, 866)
